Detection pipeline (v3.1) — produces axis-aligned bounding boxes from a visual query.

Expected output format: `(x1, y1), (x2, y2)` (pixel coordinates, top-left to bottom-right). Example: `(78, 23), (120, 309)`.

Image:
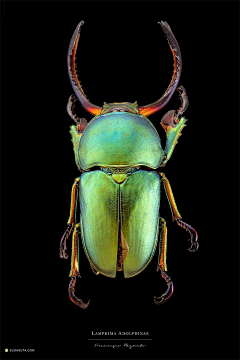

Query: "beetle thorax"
(78, 112), (164, 170)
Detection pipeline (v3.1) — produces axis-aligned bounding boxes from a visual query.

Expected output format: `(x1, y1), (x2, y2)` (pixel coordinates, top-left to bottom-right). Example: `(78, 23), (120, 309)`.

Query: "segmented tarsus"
(59, 223), (74, 259)
(68, 274), (90, 309)
(176, 219), (199, 252)
(154, 269), (174, 305)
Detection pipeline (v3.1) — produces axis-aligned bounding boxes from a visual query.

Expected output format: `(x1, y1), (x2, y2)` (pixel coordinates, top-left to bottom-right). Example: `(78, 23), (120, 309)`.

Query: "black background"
(1, 1), (239, 360)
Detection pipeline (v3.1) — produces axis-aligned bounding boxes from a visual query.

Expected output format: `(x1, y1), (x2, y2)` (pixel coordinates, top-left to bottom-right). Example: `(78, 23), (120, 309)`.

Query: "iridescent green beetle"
(60, 20), (199, 309)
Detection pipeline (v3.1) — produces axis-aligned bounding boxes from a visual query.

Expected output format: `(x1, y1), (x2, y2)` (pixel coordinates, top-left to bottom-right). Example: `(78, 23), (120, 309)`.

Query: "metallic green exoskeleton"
(60, 20), (199, 309)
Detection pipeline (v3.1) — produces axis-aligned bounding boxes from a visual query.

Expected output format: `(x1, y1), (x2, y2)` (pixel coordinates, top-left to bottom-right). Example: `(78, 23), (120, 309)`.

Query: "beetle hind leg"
(154, 269), (173, 305)
(68, 223), (90, 309)
(154, 218), (173, 305)
(69, 275), (90, 309)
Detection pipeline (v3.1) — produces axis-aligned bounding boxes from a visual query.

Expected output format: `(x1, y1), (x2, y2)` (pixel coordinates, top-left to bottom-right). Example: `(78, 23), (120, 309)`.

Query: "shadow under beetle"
(60, 20), (199, 309)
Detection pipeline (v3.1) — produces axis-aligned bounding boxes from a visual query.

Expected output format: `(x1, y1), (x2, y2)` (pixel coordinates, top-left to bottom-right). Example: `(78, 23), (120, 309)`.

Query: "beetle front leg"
(60, 177), (80, 259)
(69, 223), (90, 309)
(159, 173), (199, 251)
(154, 218), (174, 305)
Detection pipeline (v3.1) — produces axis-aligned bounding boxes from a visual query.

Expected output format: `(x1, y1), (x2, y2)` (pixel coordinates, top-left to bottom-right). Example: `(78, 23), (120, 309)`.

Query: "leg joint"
(160, 217), (166, 227)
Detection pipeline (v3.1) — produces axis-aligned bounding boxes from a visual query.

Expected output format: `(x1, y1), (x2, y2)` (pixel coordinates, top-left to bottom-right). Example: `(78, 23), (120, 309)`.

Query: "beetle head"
(68, 21), (188, 170)
(100, 102), (139, 115)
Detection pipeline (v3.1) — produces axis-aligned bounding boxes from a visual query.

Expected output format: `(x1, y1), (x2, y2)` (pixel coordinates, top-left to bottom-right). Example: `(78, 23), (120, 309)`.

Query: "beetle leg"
(60, 224), (73, 259)
(154, 269), (174, 305)
(69, 275), (90, 309)
(159, 173), (199, 251)
(59, 178), (80, 259)
(176, 219), (199, 252)
(69, 223), (90, 309)
(154, 218), (174, 305)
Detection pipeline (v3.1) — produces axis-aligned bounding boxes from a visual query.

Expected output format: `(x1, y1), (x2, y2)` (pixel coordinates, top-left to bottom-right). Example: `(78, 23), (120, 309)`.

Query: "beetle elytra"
(60, 20), (199, 308)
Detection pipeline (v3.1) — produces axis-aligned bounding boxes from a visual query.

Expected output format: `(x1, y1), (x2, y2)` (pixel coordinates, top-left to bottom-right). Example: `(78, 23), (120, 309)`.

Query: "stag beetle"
(60, 20), (199, 309)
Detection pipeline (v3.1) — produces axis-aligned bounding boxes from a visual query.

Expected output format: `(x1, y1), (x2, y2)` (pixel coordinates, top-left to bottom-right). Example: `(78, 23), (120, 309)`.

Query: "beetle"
(60, 20), (199, 309)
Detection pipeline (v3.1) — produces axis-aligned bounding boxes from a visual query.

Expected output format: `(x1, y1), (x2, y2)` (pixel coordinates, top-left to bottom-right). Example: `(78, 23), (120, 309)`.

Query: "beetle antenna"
(175, 86), (189, 119)
(67, 94), (88, 133)
(67, 94), (80, 123)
